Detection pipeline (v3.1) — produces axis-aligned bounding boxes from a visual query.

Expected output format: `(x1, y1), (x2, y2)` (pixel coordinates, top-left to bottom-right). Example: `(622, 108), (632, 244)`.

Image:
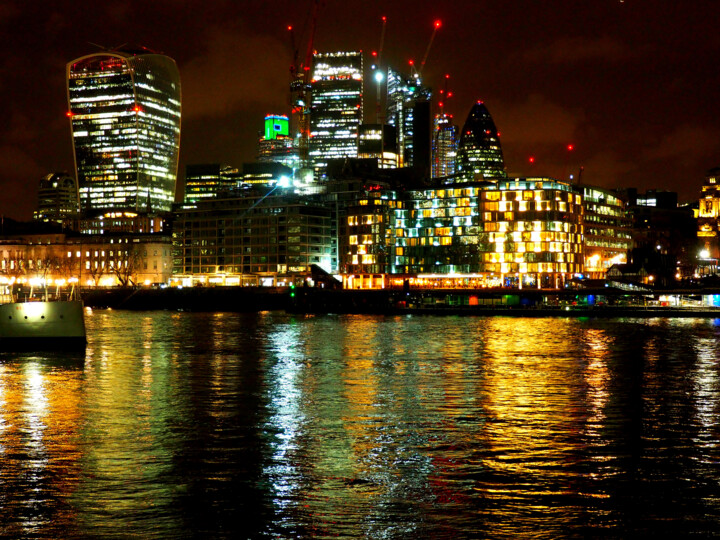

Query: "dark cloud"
(181, 27), (289, 119)
(523, 36), (632, 65)
(495, 94), (585, 145)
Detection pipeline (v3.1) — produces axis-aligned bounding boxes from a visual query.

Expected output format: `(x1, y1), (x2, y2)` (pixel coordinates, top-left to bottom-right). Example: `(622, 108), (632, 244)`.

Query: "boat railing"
(10, 284), (82, 303)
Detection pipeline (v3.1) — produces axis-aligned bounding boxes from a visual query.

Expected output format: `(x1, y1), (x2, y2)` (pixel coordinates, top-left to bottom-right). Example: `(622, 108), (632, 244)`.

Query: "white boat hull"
(0, 300), (87, 350)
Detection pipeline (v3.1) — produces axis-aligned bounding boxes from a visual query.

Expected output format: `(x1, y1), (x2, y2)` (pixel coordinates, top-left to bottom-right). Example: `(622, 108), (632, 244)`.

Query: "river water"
(1, 310), (720, 538)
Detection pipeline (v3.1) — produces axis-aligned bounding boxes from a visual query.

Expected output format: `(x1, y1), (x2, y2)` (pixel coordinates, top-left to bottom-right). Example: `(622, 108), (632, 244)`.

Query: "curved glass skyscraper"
(457, 101), (506, 181)
(67, 48), (181, 215)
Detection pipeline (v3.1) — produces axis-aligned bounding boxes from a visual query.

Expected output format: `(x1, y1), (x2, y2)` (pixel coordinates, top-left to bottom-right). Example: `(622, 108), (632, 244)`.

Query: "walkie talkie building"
(67, 48), (181, 215)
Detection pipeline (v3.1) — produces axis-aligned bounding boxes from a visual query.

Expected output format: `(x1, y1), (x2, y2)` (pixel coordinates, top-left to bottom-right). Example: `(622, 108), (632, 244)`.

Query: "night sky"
(2, 0), (719, 220)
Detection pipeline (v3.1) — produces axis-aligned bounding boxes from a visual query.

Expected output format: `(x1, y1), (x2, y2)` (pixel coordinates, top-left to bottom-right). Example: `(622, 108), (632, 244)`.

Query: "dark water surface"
(1, 311), (720, 538)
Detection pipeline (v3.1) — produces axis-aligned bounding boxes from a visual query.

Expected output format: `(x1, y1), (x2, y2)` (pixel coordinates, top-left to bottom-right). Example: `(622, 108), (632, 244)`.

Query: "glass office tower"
(309, 52), (363, 179)
(67, 48), (181, 215)
(386, 68), (432, 172)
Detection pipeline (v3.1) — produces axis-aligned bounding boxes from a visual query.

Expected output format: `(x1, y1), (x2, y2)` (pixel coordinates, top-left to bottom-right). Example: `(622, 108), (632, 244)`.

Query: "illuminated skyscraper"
(67, 48), (181, 215)
(386, 68), (432, 174)
(431, 113), (457, 178)
(456, 101), (506, 181)
(309, 51), (363, 179)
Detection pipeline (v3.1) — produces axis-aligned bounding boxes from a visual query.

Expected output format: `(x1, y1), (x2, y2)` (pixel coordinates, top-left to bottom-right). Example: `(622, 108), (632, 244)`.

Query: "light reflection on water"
(0, 312), (720, 538)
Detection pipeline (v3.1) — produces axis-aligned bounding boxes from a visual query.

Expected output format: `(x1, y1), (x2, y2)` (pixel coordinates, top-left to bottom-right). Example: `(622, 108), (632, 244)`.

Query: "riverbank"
(80, 286), (720, 318)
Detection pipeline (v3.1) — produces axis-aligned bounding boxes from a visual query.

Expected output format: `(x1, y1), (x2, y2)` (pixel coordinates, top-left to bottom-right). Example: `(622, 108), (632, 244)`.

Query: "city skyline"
(1, 1), (720, 219)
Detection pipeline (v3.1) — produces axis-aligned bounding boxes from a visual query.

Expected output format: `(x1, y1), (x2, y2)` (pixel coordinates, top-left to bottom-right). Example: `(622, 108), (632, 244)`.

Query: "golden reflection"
(583, 328), (610, 435)
(691, 333), (720, 456)
(479, 318), (587, 496)
(0, 358), (83, 535)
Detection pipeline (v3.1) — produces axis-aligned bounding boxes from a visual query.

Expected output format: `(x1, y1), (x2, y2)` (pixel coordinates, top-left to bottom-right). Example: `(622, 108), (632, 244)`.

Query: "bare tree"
(108, 247), (141, 287)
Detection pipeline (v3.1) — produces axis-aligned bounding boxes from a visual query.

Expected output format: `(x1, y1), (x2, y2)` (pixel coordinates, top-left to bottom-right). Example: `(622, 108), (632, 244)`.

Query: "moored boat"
(0, 282), (87, 351)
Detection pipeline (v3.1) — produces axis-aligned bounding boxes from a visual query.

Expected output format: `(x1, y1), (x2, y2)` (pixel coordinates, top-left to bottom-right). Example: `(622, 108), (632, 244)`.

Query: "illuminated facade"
(33, 172), (80, 224)
(184, 164), (241, 203)
(342, 188), (401, 276)
(698, 167), (720, 259)
(456, 101), (506, 181)
(386, 68), (432, 173)
(582, 186), (632, 277)
(0, 234), (172, 286)
(309, 52), (363, 178)
(358, 124), (398, 168)
(67, 49), (181, 215)
(339, 177), (585, 288)
(396, 184), (485, 275)
(477, 178), (583, 283)
(431, 113), (458, 179)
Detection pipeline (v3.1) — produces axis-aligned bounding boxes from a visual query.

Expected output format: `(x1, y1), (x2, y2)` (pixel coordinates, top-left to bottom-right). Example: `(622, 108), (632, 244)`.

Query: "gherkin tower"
(457, 101), (506, 181)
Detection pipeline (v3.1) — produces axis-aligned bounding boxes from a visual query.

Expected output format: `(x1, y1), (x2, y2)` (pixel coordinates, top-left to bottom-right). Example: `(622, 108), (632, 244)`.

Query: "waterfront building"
(431, 113), (458, 179)
(394, 183), (486, 276)
(257, 115), (299, 170)
(66, 48), (181, 215)
(456, 101), (506, 181)
(338, 176), (584, 289)
(309, 52), (363, 179)
(341, 186), (402, 282)
(33, 172), (80, 225)
(582, 186), (633, 278)
(0, 233), (172, 286)
(385, 68), (432, 175)
(184, 164), (242, 203)
(172, 193), (333, 286)
(622, 188), (697, 283)
(698, 167), (720, 260)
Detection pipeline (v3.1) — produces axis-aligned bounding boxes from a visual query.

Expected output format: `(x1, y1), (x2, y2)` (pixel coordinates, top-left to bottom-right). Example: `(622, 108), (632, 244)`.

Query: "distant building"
(358, 124), (398, 169)
(241, 163), (293, 187)
(621, 187), (697, 284)
(33, 172), (79, 224)
(184, 164), (242, 203)
(386, 68), (432, 176)
(582, 186), (633, 278)
(257, 115), (299, 170)
(309, 52), (363, 179)
(66, 48), (181, 215)
(431, 113), (458, 179)
(456, 101), (506, 181)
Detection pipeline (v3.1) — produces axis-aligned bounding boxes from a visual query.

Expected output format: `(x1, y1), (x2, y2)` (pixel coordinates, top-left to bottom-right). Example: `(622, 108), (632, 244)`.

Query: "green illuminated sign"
(264, 115), (289, 140)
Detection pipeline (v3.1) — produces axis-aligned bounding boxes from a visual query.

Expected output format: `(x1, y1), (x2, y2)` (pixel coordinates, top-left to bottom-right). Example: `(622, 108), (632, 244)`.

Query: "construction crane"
(418, 19), (441, 79)
(288, 0), (321, 169)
